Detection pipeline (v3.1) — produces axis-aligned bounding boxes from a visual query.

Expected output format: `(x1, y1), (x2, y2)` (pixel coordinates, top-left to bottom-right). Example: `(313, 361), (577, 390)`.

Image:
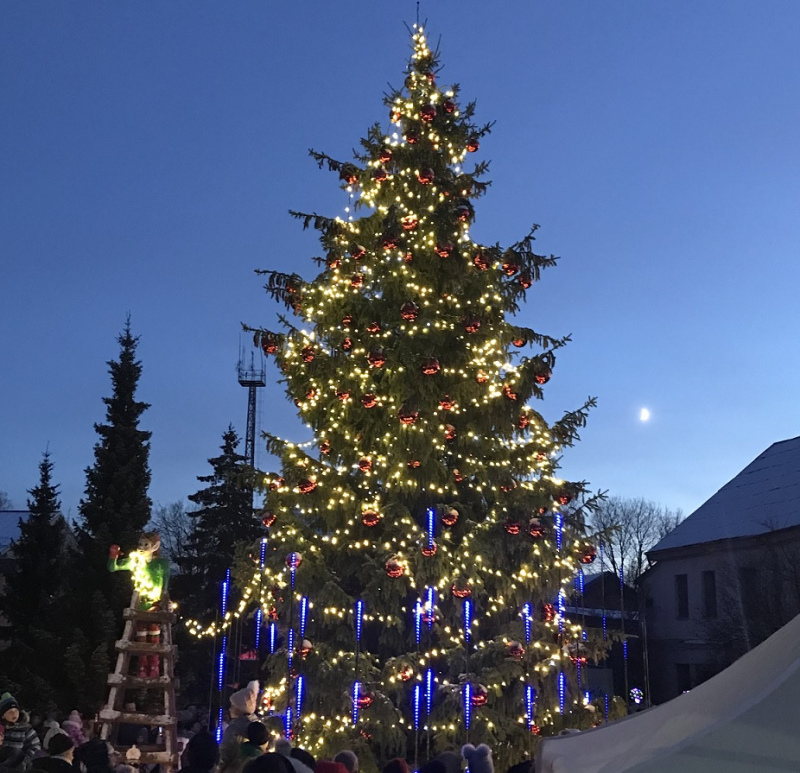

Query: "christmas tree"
(224, 25), (603, 769)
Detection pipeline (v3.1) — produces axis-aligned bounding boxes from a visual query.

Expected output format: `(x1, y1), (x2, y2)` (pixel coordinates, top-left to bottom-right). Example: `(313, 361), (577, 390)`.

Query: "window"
(675, 573), (689, 619)
(702, 570), (717, 619)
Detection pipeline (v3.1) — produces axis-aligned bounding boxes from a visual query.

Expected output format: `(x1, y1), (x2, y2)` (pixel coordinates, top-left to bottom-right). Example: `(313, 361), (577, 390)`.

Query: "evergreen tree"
(225, 26), (602, 770)
(0, 452), (75, 712)
(71, 318), (153, 711)
(179, 426), (259, 617)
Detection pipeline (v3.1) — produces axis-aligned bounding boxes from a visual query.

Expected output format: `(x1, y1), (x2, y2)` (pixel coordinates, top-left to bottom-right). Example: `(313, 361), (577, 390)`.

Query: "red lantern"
(466, 137), (480, 153)
(362, 393), (378, 408)
(261, 511), (277, 528)
(399, 407), (419, 425)
(519, 271), (533, 289)
(421, 358), (441, 376)
(442, 508), (459, 526)
(319, 440), (331, 455)
(439, 395), (453, 411)
(285, 552), (303, 570)
(421, 541), (437, 557)
(471, 684), (488, 706)
(503, 385), (518, 401)
(581, 544), (597, 564)
(518, 414), (530, 430)
(508, 641), (525, 659)
(351, 274), (364, 288)
(368, 350), (387, 368)
(402, 216), (418, 231)
(528, 518), (545, 539)
(378, 148), (393, 164)
(361, 510), (381, 527)
(340, 165), (359, 185)
(382, 234), (400, 250)
(358, 458), (372, 472)
(366, 321), (381, 334)
(435, 241), (454, 258)
(350, 245), (366, 260)
(400, 302), (419, 321)
(504, 518), (521, 535)
(342, 338), (353, 352)
(406, 130), (419, 145)
(385, 557), (404, 578)
(473, 253), (489, 271)
(261, 335), (279, 355)
(336, 390), (351, 402)
(301, 346), (315, 363)
(442, 99), (456, 114)
(407, 459), (421, 469)
(452, 583), (471, 599)
(297, 478), (317, 494)
(541, 603), (556, 623)
(444, 424), (457, 441)
(372, 167), (388, 182)
(463, 317), (481, 334)
(420, 104), (437, 122)
(342, 314), (354, 326)
(417, 168), (434, 185)
(534, 368), (552, 385)
(502, 259), (520, 276)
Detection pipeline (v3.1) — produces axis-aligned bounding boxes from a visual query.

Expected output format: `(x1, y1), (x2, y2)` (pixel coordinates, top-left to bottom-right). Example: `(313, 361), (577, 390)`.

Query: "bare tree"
(591, 496), (683, 581)
(0, 491), (13, 510)
(148, 500), (194, 565)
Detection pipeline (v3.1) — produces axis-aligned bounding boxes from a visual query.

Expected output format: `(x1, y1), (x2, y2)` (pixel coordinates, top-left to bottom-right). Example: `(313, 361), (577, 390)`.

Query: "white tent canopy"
(536, 612), (800, 773)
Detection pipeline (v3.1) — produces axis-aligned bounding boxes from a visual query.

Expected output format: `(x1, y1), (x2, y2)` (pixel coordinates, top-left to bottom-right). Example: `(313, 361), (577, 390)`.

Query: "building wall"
(642, 526), (800, 703)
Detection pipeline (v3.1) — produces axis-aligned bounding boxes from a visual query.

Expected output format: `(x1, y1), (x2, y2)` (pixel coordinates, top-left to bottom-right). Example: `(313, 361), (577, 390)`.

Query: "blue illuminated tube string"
(352, 681), (361, 725)
(296, 675), (305, 720)
(525, 684), (535, 731)
(413, 684), (422, 731)
(287, 629), (294, 673)
(355, 600), (363, 642)
(284, 705), (292, 739)
(427, 507), (435, 551)
(300, 597), (308, 639)
(463, 683), (471, 730)
(425, 668), (433, 716)
(425, 587), (435, 630)
(463, 599), (472, 644)
(269, 622), (277, 654)
(522, 603), (532, 645)
(414, 600), (422, 644)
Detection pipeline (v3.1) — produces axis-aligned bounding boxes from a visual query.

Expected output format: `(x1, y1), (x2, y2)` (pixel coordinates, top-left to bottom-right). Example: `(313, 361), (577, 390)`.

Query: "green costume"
(108, 549), (170, 609)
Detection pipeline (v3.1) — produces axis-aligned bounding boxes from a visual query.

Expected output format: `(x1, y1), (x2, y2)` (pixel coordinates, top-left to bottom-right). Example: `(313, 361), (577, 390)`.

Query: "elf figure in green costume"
(109, 532), (170, 677)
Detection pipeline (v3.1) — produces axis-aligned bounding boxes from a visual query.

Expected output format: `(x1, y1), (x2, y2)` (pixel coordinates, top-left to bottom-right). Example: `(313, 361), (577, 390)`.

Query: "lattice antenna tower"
(237, 343), (266, 504)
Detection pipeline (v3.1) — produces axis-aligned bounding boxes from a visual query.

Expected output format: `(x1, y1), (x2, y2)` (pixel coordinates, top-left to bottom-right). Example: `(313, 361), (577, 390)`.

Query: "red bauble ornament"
(378, 148), (393, 164)
(342, 337), (353, 352)
(471, 685), (488, 706)
(400, 302), (419, 321)
(402, 216), (418, 231)
(444, 424), (457, 442)
(382, 234), (400, 250)
(336, 390), (351, 402)
(366, 321), (381, 334)
(301, 346), (315, 363)
(421, 358), (441, 376)
(350, 245), (366, 260)
(534, 368), (552, 385)
(442, 99), (456, 114)
(557, 490), (573, 506)
(351, 274), (364, 288)
(268, 606), (279, 621)
(267, 475), (284, 491)
(421, 541), (437, 557)
(466, 137), (480, 153)
(453, 469), (464, 482)
(508, 641), (525, 659)
(385, 557), (404, 578)
(297, 478), (317, 494)
(356, 691), (374, 709)
(261, 511), (277, 529)
(340, 165), (359, 185)
(362, 393), (378, 408)
(528, 518), (545, 539)
(404, 251), (414, 263)
(531, 725), (541, 736)
(319, 440), (331, 455)
(261, 335), (279, 355)
(420, 104), (437, 122)
(504, 518), (521, 535)
(391, 108), (402, 123)
(442, 507), (459, 526)
(463, 317), (481, 334)
(541, 602), (556, 623)
(285, 552), (303, 570)
(407, 459), (421, 469)
(451, 583), (471, 599)
(502, 259), (520, 276)
(519, 271), (533, 289)
(399, 665), (414, 682)
(456, 204), (473, 222)
(361, 510), (381, 527)
(518, 414), (530, 430)
(342, 314), (354, 326)
(500, 478), (517, 493)
(512, 337), (527, 347)
(358, 457), (373, 472)
(476, 371), (488, 384)
(439, 395), (453, 411)
(435, 241), (454, 258)
(581, 544), (597, 564)
(503, 385), (518, 401)
(368, 350), (387, 368)
(305, 389), (316, 400)
(327, 256), (341, 270)
(473, 252), (489, 271)
(406, 130), (419, 145)
(417, 168), (434, 185)
(372, 167), (388, 182)
(399, 407), (419, 425)
(299, 639), (313, 659)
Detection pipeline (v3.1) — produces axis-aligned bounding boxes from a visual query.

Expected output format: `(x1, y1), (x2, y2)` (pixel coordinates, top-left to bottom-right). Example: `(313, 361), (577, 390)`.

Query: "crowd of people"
(0, 686), (533, 773)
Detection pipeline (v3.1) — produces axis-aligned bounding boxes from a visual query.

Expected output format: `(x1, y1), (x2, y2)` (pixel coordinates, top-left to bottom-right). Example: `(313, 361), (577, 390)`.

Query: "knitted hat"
(247, 721), (269, 747)
(48, 733), (76, 757)
(230, 681), (260, 716)
(0, 693), (20, 716)
(461, 745), (493, 773)
(333, 751), (358, 773)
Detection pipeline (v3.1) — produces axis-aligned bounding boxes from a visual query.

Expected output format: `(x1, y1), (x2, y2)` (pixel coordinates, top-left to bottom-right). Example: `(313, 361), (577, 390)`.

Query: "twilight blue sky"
(3, 1), (800, 521)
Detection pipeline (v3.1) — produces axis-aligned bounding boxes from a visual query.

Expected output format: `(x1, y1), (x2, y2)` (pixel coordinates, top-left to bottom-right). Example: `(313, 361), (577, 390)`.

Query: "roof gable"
(650, 436), (800, 553)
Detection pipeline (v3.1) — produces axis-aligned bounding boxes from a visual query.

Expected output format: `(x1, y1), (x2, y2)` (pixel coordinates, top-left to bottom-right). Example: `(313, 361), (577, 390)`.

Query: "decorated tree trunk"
(238, 25), (604, 770)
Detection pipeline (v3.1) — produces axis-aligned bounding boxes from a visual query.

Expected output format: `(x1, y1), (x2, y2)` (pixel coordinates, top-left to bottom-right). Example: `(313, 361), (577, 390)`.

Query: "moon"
(639, 408), (651, 422)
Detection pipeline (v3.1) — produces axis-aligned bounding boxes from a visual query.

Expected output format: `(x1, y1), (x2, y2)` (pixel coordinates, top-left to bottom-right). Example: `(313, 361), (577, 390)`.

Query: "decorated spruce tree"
(244, 25), (602, 769)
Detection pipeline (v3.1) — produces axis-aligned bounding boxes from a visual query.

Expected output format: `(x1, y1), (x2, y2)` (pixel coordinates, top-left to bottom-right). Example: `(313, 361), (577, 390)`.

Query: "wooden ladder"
(99, 593), (179, 773)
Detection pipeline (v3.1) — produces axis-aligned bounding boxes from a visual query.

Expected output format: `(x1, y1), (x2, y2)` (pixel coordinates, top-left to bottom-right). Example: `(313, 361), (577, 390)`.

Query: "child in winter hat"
(461, 745), (493, 773)
(0, 692), (42, 771)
